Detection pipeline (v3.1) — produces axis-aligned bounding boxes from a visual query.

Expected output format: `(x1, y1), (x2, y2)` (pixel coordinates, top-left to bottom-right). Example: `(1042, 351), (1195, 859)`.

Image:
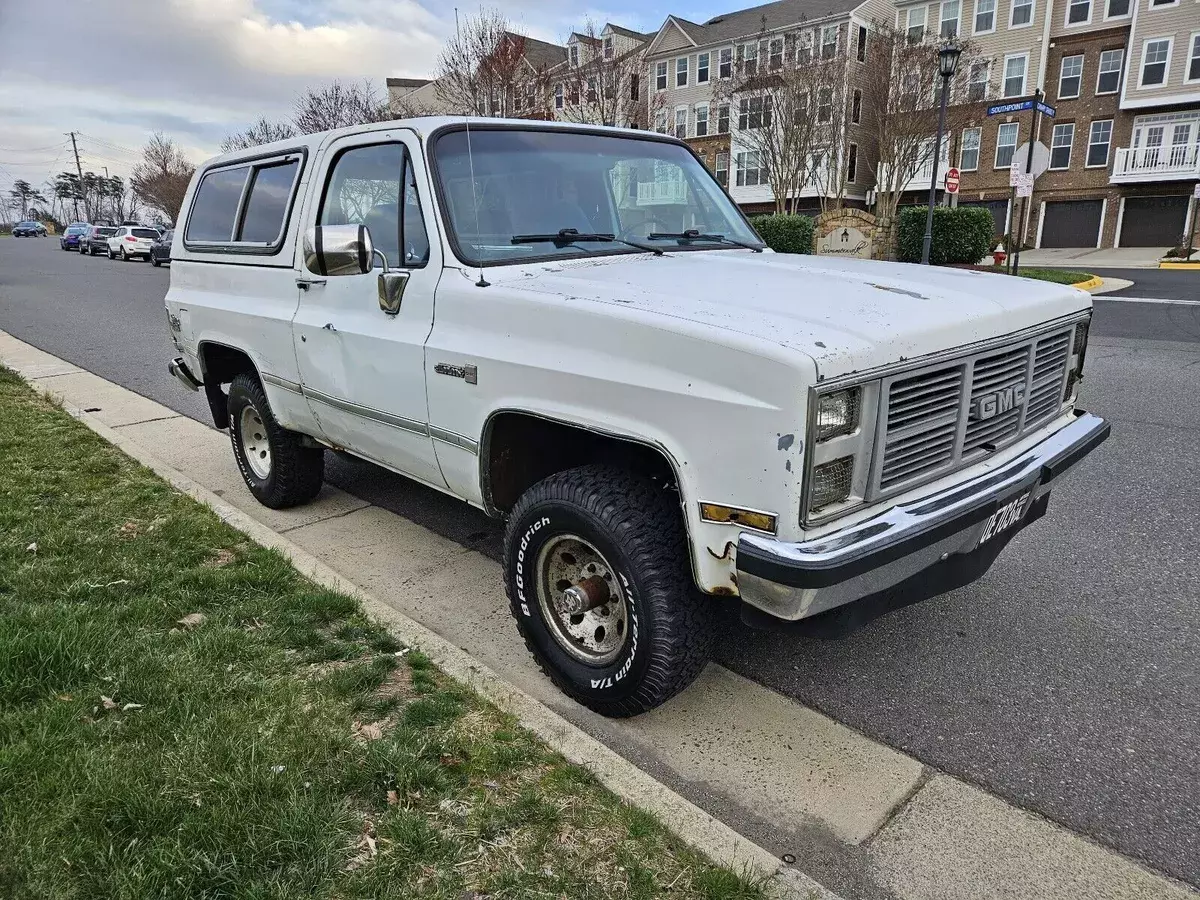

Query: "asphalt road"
(2, 237), (1198, 887)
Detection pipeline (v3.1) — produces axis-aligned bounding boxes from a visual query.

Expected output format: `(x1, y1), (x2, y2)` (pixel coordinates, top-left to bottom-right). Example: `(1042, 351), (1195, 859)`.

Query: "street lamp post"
(921, 41), (963, 266)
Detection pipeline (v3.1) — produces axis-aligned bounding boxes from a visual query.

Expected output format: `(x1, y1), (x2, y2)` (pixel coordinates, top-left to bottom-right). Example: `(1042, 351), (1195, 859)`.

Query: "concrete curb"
(19, 375), (839, 900)
(1073, 275), (1103, 291)
(1158, 261), (1200, 270)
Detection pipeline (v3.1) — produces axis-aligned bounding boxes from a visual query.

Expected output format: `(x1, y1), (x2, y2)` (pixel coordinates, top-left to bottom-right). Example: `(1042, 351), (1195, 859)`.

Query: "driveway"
(1015, 247), (1169, 269)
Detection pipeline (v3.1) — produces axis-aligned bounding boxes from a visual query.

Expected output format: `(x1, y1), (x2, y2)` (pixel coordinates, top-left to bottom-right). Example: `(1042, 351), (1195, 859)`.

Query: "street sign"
(1036, 101), (1056, 118)
(1011, 141), (1051, 178)
(945, 167), (961, 193)
(987, 99), (1034, 116)
(1012, 172), (1035, 196)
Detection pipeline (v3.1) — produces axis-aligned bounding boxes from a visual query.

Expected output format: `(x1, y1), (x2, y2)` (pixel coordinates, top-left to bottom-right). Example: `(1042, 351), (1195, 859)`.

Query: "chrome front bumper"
(736, 411), (1110, 622)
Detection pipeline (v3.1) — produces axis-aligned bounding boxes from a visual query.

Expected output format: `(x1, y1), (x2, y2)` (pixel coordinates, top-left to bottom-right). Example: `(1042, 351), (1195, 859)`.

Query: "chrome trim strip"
(303, 387), (429, 437)
(740, 411), (1110, 620)
(262, 372), (302, 394)
(429, 425), (479, 454)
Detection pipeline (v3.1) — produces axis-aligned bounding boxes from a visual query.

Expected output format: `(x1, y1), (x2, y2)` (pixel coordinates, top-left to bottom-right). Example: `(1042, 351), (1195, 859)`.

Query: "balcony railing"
(877, 144), (950, 194)
(1111, 144), (1200, 183)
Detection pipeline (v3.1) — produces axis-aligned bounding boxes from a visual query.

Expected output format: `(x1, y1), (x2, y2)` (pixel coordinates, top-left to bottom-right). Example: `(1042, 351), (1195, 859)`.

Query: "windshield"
(66, 226), (88, 235)
(97, 227), (117, 236)
(432, 127), (761, 267)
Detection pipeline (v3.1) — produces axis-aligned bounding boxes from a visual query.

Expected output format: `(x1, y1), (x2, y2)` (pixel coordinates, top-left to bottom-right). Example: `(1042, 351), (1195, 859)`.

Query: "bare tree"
(554, 22), (646, 127)
(130, 133), (195, 223)
(860, 23), (985, 243)
(221, 117), (297, 153)
(711, 19), (849, 215)
(291, 79), (391, 133)
(435, 8), (551, 117)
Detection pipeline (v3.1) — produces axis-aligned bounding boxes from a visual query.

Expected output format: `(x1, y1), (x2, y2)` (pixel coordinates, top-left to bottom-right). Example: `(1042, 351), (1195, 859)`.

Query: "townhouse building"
(547, 25), (652, 128)
(641, 0), (892, 213)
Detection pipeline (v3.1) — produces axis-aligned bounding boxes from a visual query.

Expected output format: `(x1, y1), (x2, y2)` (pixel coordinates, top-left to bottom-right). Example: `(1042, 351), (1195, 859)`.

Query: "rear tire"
(504, 465), (713, 717)
(119, 247), (128, 261)
(227, 373), (324, 509)
(107, 247), (114, 259)
(150, 254), (160, 267)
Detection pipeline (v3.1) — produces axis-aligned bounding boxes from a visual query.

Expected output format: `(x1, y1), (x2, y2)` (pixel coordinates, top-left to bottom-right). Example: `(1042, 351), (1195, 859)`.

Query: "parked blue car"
(59, 223), (91, 250)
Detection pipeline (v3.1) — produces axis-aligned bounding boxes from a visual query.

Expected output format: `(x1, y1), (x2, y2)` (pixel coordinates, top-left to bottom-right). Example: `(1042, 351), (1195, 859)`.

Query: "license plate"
(977, 490), (1032, 547)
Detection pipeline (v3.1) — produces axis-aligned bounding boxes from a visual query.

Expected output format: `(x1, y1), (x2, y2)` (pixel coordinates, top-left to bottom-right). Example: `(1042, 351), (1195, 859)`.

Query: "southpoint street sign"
(987, 98), (1056, 118)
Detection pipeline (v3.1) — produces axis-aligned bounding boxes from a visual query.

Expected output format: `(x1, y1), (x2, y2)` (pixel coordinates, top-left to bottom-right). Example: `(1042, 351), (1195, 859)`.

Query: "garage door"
(961, 200), (1009, 238)
(1040, 200), (1103, 248)
(1119, 196), (1189, 247)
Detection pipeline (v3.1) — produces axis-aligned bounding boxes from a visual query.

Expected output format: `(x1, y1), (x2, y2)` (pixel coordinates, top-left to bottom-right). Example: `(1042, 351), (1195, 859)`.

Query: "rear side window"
(132, 228), (159, 239)
(186, 167), (248, 242)
(237, 159), (299, 243)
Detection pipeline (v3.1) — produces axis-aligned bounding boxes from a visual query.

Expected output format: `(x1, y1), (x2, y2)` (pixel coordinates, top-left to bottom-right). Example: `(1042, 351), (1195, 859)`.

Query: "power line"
(0, 140), (72, 153)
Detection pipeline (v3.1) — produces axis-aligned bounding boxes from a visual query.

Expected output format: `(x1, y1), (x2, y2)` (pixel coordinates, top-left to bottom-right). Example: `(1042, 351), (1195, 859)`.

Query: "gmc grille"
(874, 324), (1076, 496)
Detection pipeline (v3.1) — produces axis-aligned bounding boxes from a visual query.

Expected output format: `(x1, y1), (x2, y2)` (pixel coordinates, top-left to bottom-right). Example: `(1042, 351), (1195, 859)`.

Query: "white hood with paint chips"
(490, 250), (1092, 380)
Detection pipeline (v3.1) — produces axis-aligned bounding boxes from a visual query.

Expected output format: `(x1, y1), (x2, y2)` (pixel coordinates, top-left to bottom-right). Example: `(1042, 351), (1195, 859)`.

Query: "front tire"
(119, 247), (128, 261)
(150, 253), (160, 267)
(504, 465), (713, 717)
(227, 373), (324, 509)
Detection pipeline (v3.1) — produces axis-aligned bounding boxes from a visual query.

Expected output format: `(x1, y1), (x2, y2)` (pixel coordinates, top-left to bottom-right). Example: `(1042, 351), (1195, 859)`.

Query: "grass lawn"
(0, 365), (765, 900)
(1011, 268), (1095, 285)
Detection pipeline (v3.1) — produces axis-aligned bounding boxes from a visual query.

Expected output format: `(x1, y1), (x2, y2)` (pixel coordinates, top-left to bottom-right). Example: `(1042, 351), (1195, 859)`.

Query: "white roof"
(203, 117), (678, 169)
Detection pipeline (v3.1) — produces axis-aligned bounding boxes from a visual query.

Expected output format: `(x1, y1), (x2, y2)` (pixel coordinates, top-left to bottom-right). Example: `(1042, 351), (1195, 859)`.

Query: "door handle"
(296, 277), (327, 290)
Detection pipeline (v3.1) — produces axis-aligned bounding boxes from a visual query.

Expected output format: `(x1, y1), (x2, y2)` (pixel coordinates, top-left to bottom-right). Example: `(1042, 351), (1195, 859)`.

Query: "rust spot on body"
(711, 586), (736, 596)
(706, 542), (736, 561)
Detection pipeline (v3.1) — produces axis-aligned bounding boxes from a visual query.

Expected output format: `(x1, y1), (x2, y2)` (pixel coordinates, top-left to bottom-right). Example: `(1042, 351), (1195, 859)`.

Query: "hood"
(489, 250), (1091, 379)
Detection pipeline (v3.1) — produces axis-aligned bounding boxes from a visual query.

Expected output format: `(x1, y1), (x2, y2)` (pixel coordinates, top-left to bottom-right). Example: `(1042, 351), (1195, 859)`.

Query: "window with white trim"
(715, 151), (729, 186)
(852, 89), (862, 123)
(740, 42), (759, 76)
(655, 61), (667, 91)
(847, 143), (859, 182)
(995, 121), (1019, 167)
(941, 0), (960, 37)
(1150, 0), (1176, 6)
(1066, 0), (1090, 25)
(1086, 119), (1112, 166)
(1050, 122), (1074, 169)
(738, 95), (773, 129)
(554, 83), (564, 109)
(587, 77), (597, 102)
(969, 60), (989, 101)
(907, 6), (926, 41)
(798, 31), (813, 64)
(1011, 0), (1033, 27)
(604, 35), (614, 59)
(1105, 0), (1129, 16)
(569, 44), (579, 67)
(698, 52), (711, 83)
(822, 25), (839, 59)
(857, 25), (867, 61)
(735, 151), (767, 187)
(1140, 38), (1170, 87)
(676, 57), (689, 87)
(1003, 53), (1028, 97)
(674, 106), (688, 139)
(817, 87), (834, 123)
(718, 103), (731, 133)
(1059, 54), (1083, 98)
(654, 108), (667, 133)
(695, 103), (710, 136)
(960, 127), (981, 170)
(1188, 34), (1200, 83)
(975, 0), (996, 32)
(769, 38), (784, 69)
(1097, 49), (1123, 93)
(719, 47), (733, 78)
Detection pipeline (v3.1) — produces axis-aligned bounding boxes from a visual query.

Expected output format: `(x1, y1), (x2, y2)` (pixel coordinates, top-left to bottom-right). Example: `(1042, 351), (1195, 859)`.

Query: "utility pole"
(67, 131), (88, 222)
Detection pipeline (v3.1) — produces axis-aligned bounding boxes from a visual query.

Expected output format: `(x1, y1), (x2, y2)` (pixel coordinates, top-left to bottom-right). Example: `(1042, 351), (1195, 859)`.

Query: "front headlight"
(810, 456), (854, 511)
(816, 388), (861, 442)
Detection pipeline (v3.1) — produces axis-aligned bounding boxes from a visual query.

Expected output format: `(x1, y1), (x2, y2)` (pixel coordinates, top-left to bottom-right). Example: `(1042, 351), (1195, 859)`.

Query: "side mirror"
(303, 224), (374, 276)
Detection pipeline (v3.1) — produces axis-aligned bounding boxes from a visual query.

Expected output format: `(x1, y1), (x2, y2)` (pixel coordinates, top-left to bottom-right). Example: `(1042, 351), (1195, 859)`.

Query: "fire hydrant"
(992, 243), (1008, 266)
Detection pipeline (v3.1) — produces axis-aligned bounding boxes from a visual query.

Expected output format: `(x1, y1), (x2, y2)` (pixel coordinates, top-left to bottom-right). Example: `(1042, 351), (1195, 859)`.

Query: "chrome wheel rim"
(239, 405), (272, 480)
(535, 534), (629, 666)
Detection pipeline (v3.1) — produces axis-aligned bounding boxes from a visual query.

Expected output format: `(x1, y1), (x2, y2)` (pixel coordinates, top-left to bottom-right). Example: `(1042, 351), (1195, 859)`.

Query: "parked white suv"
(107, 225), (160, 260)
(164, 118), (1109, 716)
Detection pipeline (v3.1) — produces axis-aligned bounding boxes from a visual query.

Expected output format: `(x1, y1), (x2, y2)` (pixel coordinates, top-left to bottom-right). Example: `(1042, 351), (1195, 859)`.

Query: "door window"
(319, 143), (429, 269)
(238, 159), (299, 243)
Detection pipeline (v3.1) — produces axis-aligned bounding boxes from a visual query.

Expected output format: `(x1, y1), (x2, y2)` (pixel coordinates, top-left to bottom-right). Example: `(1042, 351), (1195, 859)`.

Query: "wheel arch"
(196, 341), (263, 429)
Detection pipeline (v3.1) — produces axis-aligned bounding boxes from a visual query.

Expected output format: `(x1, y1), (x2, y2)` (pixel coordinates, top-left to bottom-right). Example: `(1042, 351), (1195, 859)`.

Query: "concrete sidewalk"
(1011, 247), (1168, 269)
(3, 329), (1195, 900)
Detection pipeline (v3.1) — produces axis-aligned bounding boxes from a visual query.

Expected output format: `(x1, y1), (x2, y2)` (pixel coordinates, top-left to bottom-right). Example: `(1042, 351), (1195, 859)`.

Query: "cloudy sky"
(0, 0), (736, 207)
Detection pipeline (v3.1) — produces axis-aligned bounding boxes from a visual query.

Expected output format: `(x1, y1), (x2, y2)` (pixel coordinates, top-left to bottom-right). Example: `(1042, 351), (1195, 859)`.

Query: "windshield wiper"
(511, 228), (663, 256)
(647, 229), (764, 252)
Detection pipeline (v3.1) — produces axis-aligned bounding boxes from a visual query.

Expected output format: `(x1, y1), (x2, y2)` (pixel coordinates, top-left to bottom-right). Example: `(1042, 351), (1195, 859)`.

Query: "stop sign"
(945, 167), (961, 194)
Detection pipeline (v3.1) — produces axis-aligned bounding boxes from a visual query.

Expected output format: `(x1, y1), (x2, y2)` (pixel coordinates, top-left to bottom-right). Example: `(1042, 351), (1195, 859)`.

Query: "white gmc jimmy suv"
(165, 118), (1109, 717)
